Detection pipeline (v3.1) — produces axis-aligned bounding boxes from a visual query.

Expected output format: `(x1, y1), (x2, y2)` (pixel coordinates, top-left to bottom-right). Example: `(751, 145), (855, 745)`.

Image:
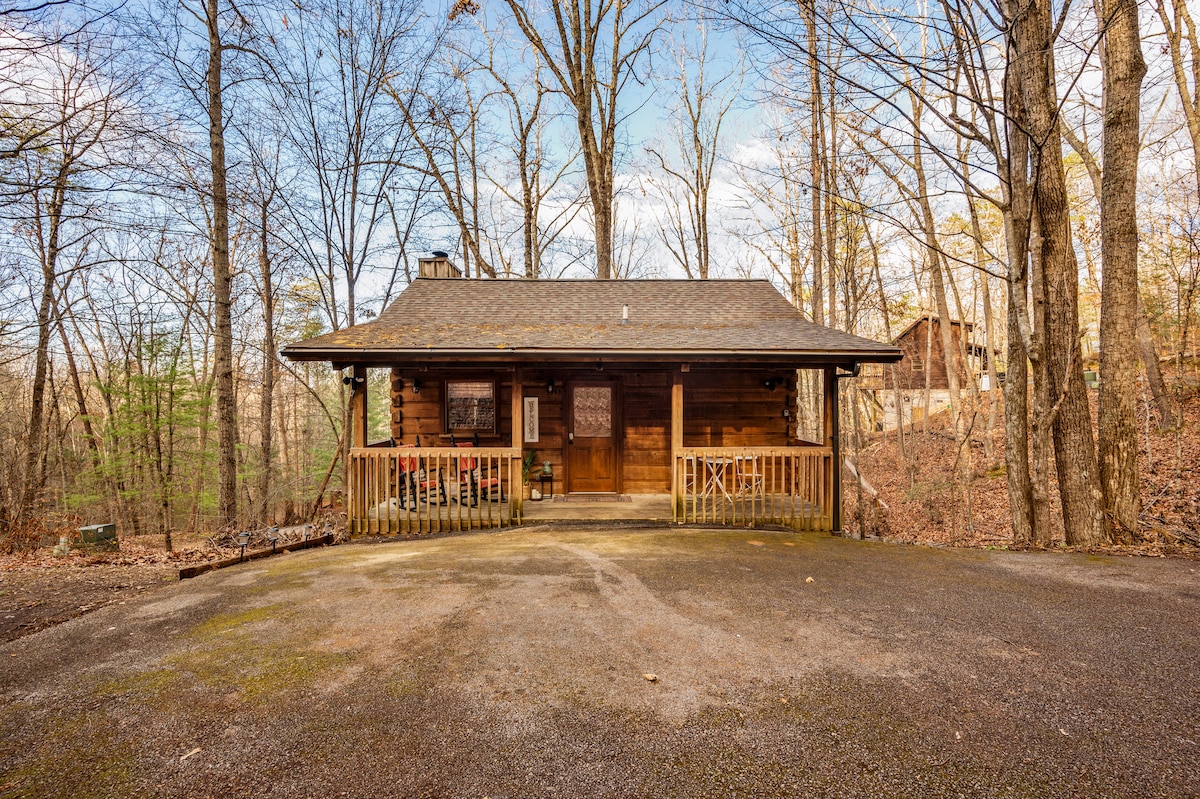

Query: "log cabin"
(857, 316), (997, 431)
(281, 256), (902, 535)
(883, 316), (991, 391)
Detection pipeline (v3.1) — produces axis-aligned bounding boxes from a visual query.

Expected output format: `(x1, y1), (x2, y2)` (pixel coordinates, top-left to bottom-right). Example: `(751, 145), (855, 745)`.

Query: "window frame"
(443, 379), (498, 435)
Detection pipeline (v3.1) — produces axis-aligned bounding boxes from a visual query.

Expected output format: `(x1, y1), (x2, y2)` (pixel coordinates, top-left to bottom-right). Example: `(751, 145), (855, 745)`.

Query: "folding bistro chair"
(734, 455), (764, 498)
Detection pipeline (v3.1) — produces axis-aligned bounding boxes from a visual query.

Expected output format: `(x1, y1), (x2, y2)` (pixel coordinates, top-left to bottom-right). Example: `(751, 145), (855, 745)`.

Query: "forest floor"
(5, 379), (1199, 645)
(849, 376), (1200, 558)
(0, 522), (340, 644)
(0, 536), (218, 644)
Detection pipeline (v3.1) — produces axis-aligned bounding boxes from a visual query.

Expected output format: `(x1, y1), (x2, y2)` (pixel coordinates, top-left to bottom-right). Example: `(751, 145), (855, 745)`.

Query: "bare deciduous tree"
(488, 0), (666, 279)
(644, 23), (740, 280)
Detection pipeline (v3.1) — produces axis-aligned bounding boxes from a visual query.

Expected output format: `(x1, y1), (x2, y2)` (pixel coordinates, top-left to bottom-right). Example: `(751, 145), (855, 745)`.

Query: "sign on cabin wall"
(523, 396), (539, 443)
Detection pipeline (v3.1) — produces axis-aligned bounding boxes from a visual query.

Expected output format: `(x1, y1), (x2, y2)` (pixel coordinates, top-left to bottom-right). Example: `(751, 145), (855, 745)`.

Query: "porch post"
(823, 366), (840, 532)
(512, 368), (523, 522)
(351, 365), (368, 449)
(671, 368), (684, 521)
(347, 365), (367, 535)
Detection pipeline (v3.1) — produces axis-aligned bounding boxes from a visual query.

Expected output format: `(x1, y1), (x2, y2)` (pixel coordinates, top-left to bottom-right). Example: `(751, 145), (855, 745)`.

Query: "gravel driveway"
(1, 527), (1197, 798)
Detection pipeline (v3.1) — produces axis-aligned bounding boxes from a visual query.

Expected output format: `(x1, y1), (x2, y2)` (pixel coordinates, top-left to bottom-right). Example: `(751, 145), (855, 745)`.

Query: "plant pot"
(522, 483), (532, 501)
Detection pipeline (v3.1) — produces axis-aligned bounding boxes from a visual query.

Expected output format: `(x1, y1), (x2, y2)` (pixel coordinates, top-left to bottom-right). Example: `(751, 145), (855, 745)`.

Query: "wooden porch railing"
(672, 446), (834, 531)
(347, 447), (522, 534)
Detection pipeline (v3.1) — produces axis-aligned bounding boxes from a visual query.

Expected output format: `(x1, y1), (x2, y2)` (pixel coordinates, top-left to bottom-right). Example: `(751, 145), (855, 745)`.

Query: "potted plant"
(521, 449), (538, 501)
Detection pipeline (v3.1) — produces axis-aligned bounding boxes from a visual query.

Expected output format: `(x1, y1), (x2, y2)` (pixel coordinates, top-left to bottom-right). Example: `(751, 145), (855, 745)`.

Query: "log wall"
(388, 365), (803, 494)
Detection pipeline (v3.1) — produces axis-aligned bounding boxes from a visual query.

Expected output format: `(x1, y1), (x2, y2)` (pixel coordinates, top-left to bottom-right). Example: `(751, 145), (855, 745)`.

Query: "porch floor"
(520, 494), (674, 522)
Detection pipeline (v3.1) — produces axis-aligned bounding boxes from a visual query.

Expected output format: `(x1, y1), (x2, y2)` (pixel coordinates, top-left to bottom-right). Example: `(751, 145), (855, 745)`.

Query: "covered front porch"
(342, 363), (842, 535)
(345, 449), (834, 534)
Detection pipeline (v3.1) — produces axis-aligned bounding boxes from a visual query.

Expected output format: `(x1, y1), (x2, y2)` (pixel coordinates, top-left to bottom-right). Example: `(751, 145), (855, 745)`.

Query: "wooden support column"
(671, 368), (684, 521)
(512, 369), (524, 520)
(823, 366), (840, 533)
(351, 365), (368, 449)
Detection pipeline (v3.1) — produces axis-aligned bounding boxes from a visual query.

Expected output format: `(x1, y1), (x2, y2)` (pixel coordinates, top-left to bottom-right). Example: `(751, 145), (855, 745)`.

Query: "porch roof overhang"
(281, 278), (903, 370)
(292, 348), (896, 372)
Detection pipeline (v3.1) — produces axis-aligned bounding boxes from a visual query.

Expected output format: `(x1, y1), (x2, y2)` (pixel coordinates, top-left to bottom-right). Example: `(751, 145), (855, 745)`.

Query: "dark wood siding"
(389, 364), (801, 495)
(682, 369), (794, 448)
(620, 370), (671, 493)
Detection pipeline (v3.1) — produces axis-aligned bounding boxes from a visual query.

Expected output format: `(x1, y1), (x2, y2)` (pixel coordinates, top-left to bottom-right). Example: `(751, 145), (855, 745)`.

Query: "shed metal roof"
(281, 278), (902, 365)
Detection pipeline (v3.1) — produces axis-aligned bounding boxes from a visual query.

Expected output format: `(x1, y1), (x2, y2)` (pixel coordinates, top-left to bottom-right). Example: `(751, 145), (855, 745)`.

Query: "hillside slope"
(848, 380), (1200, 555)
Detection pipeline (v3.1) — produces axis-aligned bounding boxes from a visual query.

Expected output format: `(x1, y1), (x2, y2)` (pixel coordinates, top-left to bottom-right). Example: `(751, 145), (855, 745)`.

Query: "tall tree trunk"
(258, 201), (276, 524)
(804, 0), (825, 325)
(1000, 58), (1036, 544)
(968, 198), (1002, 466)
(18, 259), (57, 523)
(1005, 278), (1036, 543)
(1010, 0), (1106, 546)
(824, 63), (838, 329)
(207, 0), (238, 530)
(914, 150), (962, 436)
(1097, 0), (1147, 541)
(16, 169), (69, 525)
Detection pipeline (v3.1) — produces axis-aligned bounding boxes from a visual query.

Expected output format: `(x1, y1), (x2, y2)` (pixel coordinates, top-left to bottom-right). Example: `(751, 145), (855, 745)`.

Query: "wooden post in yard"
(823, 366), (840, 533)
(672, 368), (684, 521)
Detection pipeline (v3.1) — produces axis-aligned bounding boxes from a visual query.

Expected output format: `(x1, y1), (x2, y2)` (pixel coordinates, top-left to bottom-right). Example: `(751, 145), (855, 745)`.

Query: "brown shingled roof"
(281, 278), (902, 365)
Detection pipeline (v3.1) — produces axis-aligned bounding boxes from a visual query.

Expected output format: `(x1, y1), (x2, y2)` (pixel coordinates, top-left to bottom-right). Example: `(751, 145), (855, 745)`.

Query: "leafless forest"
(1, 0), (1198, 549)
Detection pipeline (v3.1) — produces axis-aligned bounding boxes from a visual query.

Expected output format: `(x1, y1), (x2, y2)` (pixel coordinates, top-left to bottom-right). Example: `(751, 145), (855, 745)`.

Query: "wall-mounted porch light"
(411, 378), (421, 394)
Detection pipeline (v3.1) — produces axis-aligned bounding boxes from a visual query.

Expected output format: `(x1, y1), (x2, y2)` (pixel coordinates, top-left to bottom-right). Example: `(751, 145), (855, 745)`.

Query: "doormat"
(552, 495), (632, 503)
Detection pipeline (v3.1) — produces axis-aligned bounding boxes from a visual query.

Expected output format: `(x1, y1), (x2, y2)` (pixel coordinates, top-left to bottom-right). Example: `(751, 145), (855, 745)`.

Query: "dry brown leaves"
(849, 378), (1200, 558)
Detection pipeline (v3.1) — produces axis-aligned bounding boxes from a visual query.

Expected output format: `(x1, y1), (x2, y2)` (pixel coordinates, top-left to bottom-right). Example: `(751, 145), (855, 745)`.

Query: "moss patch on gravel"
(93, 667), (181, 700)
(165, 602), (354, 703)
(167, 642), (353, 702)
(0, 708), (135, 799)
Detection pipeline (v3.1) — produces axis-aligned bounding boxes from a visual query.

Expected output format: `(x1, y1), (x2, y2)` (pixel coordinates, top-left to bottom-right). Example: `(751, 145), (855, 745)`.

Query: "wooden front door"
(567, 382), (620, 493)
